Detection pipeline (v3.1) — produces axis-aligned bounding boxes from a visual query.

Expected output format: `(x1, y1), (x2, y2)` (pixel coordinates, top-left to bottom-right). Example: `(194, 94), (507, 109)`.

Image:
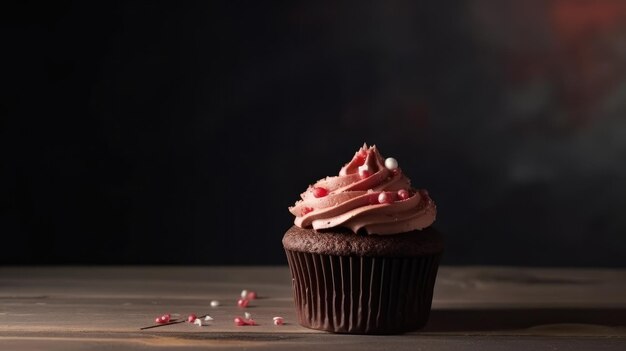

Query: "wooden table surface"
(0, 266), (624, 350)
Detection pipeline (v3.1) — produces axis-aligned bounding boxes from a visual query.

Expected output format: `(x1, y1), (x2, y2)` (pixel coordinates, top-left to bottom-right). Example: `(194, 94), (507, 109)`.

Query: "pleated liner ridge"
(285, 250), (441, 334)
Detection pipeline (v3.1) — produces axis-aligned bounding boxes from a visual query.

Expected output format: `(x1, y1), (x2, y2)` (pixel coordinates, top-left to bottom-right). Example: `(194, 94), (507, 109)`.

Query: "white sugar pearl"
(240, 290), (248, 298)
(244, 312), (252, 320)
(385, 157), (398, 170)
(204, 315), (214, 321)
(378, 192), (391, 204)
(210, 300), (220, 307)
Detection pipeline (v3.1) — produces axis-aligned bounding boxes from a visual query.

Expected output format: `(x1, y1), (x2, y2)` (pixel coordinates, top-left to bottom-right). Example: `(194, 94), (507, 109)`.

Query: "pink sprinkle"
(187, 314), (197, 323)
(397, 189), (410, 201)
(155, 314), (171, 324)
(237, 298), (249, 308)
(246, 291), (257, 300)
(234, 317), (247, 326)
(301, 207), (314, 216)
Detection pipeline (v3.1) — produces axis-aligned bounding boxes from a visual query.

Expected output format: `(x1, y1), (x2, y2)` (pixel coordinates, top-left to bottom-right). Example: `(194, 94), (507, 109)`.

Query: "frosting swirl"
(288, 144), (436, 235)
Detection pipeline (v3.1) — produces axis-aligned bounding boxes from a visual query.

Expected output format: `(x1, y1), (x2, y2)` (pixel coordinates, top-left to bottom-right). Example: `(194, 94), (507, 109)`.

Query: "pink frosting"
(288, 144), (436, 235)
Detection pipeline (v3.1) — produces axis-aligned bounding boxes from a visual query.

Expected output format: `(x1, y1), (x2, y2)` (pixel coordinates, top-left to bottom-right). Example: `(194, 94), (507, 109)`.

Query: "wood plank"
(0, 266), (624, 350)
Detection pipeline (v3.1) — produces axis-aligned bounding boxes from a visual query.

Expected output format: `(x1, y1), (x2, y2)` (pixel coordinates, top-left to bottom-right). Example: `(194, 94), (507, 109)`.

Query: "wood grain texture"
(0, 266), (625, 350)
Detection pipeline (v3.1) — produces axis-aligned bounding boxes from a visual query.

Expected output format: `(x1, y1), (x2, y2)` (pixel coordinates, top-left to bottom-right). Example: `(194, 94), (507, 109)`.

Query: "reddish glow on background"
(550, 0), (626, 129)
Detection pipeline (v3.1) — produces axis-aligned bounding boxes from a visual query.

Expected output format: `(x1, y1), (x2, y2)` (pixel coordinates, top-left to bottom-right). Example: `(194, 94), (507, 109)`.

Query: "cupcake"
(283, 143), (443, 334)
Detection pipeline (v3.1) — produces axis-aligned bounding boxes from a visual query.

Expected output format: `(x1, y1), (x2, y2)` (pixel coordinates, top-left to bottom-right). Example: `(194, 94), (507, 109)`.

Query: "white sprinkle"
(273, 316), (283, 321)
(358, 164), (370, 173)
(240, 289), (248, 299)
(204, 315), (214, 321)
(194, 319), (203, 327)
(273, 316), (284, 325)
(385, 157), (398, 170)
(210, 300), (220, 307)
(244, 312), (252, 320)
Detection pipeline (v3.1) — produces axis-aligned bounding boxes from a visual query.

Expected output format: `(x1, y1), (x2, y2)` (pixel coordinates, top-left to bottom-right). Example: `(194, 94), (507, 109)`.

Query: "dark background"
(3, 1), (626, 266)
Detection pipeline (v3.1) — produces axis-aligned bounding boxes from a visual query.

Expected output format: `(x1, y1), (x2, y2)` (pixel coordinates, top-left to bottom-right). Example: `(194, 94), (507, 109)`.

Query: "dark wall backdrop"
(3, 1), (626, 266)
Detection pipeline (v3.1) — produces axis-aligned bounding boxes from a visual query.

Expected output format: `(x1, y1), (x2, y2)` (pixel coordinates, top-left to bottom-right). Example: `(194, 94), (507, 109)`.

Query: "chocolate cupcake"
(284, 144), (443, 334)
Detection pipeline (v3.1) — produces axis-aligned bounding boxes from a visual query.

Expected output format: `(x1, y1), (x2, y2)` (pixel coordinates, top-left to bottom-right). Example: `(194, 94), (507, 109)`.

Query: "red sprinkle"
(301, 207), (314, 216)
(237, 298), (249, 308)
(312, 187), (328, 198)
(187, 314), (197, 323)
(397, 189), (410, 201)
(234, 317), (247, 326)
(246, 318), (256, 326)
(246, 291), (257, 300)
(155, 314), (171, 324)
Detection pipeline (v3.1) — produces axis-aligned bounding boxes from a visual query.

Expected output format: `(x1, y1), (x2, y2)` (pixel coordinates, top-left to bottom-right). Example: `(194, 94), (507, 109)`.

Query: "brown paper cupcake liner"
(285, 249), (441, 334)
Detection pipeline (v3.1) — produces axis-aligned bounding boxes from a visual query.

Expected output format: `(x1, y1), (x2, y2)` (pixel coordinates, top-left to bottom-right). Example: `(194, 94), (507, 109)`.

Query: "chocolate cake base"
(283, 226), (444, 334)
